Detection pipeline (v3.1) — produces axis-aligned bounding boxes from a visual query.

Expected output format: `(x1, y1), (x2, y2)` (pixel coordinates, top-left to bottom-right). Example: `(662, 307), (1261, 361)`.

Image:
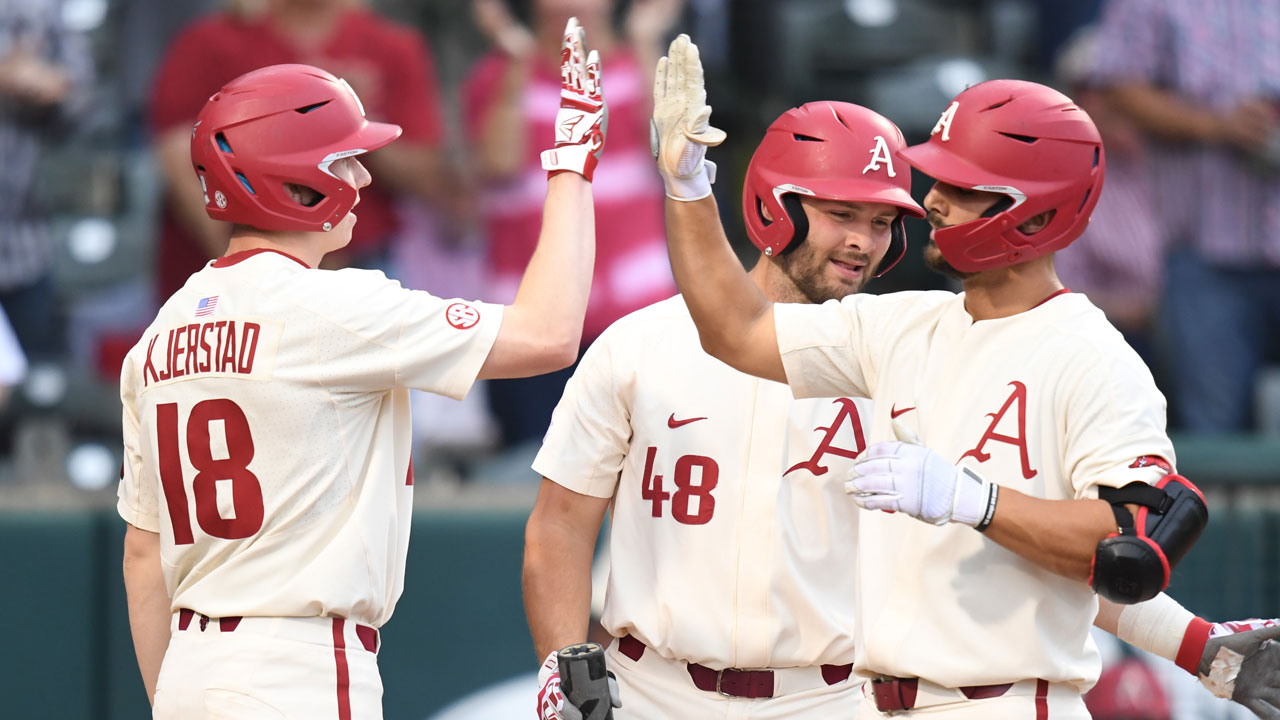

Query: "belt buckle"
(870, 677), (903, 717)
(715, 668), (738, 697)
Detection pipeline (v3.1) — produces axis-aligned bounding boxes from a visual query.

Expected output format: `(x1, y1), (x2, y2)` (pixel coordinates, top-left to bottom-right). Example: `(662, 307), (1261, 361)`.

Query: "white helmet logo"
(862, 135), (897, 177)
(932, 101), (959, 142)
(214, 190), (227, 209)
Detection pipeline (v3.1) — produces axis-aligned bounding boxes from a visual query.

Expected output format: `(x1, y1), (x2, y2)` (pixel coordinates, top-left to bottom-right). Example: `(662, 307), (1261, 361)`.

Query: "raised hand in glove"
(845, 420), (999, 529)
(537, 650), (622, 720)
(541, 17), (607, 182)
(650, 33), (726, 201)
(1197, 619), (1280, 718)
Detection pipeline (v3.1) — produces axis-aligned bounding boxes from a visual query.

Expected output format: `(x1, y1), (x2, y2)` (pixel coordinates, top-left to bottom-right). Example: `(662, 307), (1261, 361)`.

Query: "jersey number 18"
(156, 399), (265, 544)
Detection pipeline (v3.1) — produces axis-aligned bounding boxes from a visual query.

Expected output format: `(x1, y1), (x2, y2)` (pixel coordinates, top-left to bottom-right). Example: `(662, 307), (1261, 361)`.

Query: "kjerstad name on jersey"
(142, 320), (262, 386)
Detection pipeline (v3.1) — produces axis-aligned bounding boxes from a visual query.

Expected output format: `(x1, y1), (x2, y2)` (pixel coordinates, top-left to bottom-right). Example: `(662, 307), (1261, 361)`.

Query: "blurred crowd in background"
(1, 1), (1277, 716)
(2, 0), (1280, 489)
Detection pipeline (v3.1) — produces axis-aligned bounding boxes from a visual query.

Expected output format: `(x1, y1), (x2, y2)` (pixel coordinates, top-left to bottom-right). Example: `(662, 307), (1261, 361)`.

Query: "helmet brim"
(897, 142), (1009, 194)
(350, 120), (403, 154)
(781, 177), (926, 219)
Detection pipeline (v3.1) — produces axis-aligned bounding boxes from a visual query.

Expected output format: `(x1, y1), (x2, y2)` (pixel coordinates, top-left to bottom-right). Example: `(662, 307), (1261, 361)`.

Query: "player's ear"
(1018, 209), (1056, 235)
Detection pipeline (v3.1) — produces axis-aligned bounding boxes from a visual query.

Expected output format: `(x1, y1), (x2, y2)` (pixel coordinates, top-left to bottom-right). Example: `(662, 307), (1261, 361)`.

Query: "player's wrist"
(950, 467), (997, 529)
(542, 145), (598, 182)
(661, 160), (716, 201)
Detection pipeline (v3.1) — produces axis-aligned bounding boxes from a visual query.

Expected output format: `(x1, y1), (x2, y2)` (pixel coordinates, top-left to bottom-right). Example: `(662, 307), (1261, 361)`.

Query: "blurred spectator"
(466, 0), (682, 448)
(0, 306), (27, 415)
(1052, 28), (1163, 362)
(0, 0), (93, 363)
(148, 0), (452, 304)
(1092, 0), (1280, 433)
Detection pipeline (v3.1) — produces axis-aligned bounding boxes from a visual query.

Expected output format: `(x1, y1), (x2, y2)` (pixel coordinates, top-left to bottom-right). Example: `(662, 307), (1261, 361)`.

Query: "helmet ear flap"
(874, 216), (908, 277)
(778, 193), (809, 256)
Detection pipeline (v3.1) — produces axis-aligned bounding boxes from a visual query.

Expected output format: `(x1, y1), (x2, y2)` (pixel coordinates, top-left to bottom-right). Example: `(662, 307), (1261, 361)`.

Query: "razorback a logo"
(862, 135), (897, 177)
(784, 398), (867, 476)
(932, 101), (959, 142)
(958, 381), (1038, 479)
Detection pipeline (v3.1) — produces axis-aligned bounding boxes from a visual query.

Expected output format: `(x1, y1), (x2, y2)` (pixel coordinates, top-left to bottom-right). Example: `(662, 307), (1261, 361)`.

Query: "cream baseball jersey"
(534, 295), (869, 669)
(774, 290), (1175, 690)
(118, 249), (501, 627)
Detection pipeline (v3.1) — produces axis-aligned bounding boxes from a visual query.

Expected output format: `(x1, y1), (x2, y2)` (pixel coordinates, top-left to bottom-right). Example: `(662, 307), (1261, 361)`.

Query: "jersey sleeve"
(531, 329), (631, 499)
(117, 348), (162, 533)
(1060, 345), (1176, 497)
(305, 270), (502, 399)
(774, 295), (881, 399)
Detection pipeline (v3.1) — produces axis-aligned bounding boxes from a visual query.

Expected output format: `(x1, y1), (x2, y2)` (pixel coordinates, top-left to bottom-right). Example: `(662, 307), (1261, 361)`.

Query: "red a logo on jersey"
(958, 381), (1038, 480)
(784, 398), (867, 477)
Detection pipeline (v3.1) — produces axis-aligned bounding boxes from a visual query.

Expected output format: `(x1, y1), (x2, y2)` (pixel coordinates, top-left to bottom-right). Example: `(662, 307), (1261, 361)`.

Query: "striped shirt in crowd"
(0, 0), (93, 291)
(1090, 0), (1280, 267)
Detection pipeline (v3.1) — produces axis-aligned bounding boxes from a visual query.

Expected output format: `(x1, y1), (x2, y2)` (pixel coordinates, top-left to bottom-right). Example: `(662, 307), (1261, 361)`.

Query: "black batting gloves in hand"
(537, 650), (622, 720)
(651, 33), (726, 201)
(541, 17), (608, 182)
(1199, 619), (1280, 718)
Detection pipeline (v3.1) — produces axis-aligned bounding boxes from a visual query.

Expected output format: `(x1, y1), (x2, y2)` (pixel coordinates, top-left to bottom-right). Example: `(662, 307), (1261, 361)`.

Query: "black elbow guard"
(1090, 475), (1208, 604)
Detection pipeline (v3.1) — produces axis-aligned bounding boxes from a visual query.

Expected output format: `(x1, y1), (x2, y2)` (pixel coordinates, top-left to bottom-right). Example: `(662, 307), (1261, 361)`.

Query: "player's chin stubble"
(777, 244), (873, 304)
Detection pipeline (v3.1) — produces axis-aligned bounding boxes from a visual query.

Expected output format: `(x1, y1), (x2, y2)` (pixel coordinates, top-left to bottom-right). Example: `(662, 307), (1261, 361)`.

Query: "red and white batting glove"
(540, 17), (607, 182)
(845, 419), (999, 530)
(650, 33), (726, 201)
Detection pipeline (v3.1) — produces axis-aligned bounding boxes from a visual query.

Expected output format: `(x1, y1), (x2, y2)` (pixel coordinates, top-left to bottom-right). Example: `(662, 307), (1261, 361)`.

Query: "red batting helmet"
(742, 101), (925, 276)
(897, 79), (1104, 273)
(191, 63), (402, 233)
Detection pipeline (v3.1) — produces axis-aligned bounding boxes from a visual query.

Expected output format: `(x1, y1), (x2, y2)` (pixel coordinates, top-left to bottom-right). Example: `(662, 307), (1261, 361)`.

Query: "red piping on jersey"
(333, 619), (352, 720)
(212, 248), (311, 269)
(1035, 678), (1049, 719)
(1031, 288), (1071, 309)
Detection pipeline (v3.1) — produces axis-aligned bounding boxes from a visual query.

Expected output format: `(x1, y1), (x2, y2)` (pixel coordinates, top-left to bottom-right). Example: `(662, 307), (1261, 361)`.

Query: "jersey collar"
(212, 248), (311, 269)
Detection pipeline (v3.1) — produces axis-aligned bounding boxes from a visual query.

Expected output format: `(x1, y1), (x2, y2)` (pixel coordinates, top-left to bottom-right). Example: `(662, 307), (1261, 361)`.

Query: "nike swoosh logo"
(890, 404), (916, 419)
(668, 414), (707, 429)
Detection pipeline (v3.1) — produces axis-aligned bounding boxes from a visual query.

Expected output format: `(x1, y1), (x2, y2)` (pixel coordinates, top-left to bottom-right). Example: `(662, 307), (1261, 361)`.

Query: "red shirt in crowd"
(149, 8), (445, 301)
(464, 48), (675, 344)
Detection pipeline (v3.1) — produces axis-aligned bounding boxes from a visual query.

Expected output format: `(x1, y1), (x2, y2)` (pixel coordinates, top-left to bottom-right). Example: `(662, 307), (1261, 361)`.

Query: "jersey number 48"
(155, 399), (265, 544)
(640, 446), (719, 525)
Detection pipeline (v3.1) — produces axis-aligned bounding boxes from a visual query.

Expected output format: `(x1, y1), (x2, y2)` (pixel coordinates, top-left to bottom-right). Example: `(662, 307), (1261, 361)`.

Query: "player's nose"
(922, 183), (947, 216)
(351, 158), (372, 189)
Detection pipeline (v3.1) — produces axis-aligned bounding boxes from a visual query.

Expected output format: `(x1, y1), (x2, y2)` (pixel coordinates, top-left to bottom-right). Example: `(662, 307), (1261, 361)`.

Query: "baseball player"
(646, 34), (1262, 720)
(118, 19), (607, 719)
(526, 84), (1280, 719)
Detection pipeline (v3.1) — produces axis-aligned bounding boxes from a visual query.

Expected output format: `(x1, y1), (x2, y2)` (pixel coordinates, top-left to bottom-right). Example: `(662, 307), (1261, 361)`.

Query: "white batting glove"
(845, 420), (999, 529)
(1198, 619), (1280, 716)
(536, 650), (622, 720)
(541, 17), (608, 182)
(650, 33), (726, 201)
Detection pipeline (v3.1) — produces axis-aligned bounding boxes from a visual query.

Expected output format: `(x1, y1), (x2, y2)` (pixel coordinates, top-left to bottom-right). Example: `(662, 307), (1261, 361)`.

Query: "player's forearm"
(523, 514), (598, 660)
(122, 524), (171, 704)
(507, 173), (595, 370)
(981, 487), (1116, 582)
(664, 196), (778, 374)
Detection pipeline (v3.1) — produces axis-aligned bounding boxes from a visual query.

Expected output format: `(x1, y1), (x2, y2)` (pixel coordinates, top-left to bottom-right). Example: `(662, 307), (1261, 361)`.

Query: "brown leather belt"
(870, 676), (1022, 712)
(618, 633), (853, 699)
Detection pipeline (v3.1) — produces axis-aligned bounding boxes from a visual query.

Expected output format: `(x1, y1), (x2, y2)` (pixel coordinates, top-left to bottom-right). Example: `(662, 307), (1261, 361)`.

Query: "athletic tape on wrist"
(1114, 593), (1198, 667)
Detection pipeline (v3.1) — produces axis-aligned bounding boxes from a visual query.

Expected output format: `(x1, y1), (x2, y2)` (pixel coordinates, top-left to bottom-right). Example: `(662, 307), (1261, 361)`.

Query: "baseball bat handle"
(557, 642), (613, 720)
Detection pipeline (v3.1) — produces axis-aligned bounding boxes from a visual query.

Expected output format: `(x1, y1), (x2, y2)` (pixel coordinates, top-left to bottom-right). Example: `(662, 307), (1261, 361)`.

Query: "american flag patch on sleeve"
(195, 296), (219, 317)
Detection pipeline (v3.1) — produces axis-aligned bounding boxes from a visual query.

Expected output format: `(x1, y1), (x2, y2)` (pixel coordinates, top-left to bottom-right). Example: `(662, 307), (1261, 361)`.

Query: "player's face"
(921, 181), (1004, 279)
(775, 198), (897, 303)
